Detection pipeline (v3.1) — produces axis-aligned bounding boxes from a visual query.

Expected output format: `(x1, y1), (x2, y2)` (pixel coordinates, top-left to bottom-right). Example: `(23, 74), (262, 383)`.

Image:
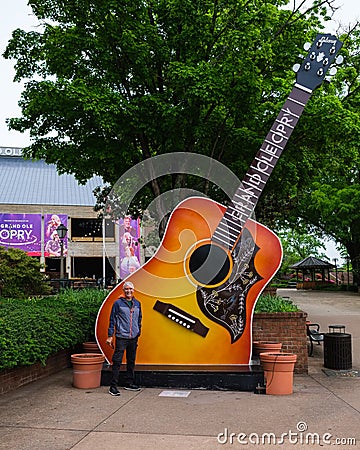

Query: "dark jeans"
(110, 337), (138, 387)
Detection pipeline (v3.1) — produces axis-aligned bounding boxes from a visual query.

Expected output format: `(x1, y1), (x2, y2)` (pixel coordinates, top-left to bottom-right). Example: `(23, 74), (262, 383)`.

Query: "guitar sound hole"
(189, 244), (231, 286)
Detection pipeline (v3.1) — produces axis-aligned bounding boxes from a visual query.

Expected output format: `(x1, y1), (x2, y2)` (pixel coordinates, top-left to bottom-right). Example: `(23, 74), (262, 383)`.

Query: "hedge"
(0, 289), (107, 371)
(0, 289), (299, 371)
(254, 293), (299, 313)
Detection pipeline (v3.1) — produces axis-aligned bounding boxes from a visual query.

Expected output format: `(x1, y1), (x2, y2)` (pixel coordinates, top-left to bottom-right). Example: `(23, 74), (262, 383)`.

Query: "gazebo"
(290, 256), (335, 289)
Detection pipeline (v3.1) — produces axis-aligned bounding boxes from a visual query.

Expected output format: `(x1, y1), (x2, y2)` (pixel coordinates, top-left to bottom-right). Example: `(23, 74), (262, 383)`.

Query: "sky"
(1, 0), (359, 148)
(1, 0), (359, 261)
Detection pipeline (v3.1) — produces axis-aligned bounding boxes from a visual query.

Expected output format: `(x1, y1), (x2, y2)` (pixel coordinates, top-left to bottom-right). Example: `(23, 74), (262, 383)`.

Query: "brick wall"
(252, 311), (308, 374)
(1, 312), (308, 394)
(0, 349), (72, 395)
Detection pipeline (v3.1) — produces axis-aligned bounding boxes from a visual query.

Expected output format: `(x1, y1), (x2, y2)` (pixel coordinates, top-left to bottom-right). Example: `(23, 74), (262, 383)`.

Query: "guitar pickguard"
(196, 228), (262, 343)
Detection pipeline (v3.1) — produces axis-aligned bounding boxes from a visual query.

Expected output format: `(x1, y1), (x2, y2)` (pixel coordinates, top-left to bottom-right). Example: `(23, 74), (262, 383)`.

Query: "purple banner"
(44, 214), (68, 257)
(0, 214), (42, 255)
(119, 216), (141, 279)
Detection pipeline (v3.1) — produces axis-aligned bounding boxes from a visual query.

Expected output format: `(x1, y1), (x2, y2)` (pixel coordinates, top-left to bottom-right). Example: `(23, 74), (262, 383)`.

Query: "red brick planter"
(0, 349), (72, 395)
(1, 311), (308, 394)
(253, 311), (308, 374)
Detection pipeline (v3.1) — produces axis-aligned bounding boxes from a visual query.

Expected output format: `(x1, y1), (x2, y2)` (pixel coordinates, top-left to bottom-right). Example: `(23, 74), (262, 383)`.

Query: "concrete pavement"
(0, 288), (359, 449)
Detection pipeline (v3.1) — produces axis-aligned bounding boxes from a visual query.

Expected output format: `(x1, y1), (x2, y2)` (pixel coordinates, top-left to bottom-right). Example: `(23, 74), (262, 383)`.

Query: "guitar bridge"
(153, 300), (209, 338)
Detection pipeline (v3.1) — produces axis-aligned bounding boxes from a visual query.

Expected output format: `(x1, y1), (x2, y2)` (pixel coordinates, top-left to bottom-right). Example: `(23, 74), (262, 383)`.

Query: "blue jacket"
(108, 297), (142, 339)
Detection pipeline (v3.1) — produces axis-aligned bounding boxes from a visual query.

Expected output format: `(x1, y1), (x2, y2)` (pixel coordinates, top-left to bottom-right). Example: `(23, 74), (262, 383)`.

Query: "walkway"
(0, 288), (359, 449)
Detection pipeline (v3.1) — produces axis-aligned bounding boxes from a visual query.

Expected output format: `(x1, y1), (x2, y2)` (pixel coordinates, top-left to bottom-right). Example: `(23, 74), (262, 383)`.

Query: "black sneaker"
(123, 384), (141, 391)
(109, 386), (120, 396)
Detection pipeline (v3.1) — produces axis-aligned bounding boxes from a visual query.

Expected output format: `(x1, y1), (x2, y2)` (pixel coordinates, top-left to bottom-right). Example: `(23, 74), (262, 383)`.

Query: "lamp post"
(345, 255), (350, 288)
(56, 224), (68, 288)
(333, 258), (338, 285)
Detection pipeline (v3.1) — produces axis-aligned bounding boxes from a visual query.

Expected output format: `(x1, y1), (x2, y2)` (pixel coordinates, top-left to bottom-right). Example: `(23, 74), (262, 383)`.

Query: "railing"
(45, 277), (100, 292)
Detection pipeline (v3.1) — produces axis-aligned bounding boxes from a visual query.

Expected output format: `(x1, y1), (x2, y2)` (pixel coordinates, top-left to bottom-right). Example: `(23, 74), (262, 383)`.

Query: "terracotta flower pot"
(259, 352), (297, 395)
(253, 341), (282, 356)
(71, 353), (105, 389)
(82, 341), (100, 353)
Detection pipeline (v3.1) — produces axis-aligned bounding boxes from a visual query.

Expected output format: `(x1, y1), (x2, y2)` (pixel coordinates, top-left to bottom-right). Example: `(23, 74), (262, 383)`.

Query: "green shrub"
(0, 247), (52, 298)
(254, 293), (299, 313)
(0, 289), (108, 370)
(338, 284), (358, 292)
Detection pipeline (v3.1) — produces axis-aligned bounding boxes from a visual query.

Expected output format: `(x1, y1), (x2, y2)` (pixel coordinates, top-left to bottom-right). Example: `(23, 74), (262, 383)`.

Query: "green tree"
(0, 247), (52, 298)
(6, 0), (360, 283)
(277, 228), (328, 276)
(3, 0), (330, 190)
(256, 28), (360, 286)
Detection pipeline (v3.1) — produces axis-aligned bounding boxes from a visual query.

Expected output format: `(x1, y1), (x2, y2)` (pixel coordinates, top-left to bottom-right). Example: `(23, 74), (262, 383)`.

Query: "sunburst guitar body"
(96, 196), (282, 366)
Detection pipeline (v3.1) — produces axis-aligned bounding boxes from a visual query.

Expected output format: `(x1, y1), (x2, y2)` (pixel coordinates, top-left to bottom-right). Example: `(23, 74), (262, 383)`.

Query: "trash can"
(323, 333), (352, 370)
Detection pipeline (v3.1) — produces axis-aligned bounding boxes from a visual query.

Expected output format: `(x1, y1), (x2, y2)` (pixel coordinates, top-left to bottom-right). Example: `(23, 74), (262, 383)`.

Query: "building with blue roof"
(0, 146), (119, 284)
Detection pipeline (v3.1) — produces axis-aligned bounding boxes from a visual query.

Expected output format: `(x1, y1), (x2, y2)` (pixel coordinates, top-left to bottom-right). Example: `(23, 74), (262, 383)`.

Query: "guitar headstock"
(295, 34), (343, 92)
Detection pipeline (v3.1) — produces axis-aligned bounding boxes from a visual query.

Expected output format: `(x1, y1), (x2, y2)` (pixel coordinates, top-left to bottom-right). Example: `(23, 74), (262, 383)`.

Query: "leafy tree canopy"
(4, 0), (327, 186)
(4, 0), (360, 283)
(278, 227), (328, 276)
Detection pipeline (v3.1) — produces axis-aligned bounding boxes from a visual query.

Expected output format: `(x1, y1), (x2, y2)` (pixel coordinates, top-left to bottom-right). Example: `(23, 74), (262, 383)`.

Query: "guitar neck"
(212, 85), (312, 250)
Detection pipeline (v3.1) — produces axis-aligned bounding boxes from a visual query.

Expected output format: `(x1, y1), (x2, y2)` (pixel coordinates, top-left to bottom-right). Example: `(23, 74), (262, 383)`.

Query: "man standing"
(106, 281), (142, 396)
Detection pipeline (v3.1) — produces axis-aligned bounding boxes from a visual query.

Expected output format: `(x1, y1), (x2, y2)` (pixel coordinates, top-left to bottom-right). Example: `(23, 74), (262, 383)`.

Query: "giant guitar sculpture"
(96, 34), (343, 367)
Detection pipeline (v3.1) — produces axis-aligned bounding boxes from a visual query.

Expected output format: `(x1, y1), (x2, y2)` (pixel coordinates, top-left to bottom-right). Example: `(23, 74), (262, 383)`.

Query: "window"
(71, 218), (115, 242)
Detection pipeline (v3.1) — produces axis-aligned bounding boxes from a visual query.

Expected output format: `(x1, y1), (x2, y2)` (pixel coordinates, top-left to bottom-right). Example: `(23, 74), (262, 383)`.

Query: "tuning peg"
(292, 63), (301, 73)
(336, 55), (344, 64)
(303, 42), (311, 51)
(329, 67), (337, 76)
